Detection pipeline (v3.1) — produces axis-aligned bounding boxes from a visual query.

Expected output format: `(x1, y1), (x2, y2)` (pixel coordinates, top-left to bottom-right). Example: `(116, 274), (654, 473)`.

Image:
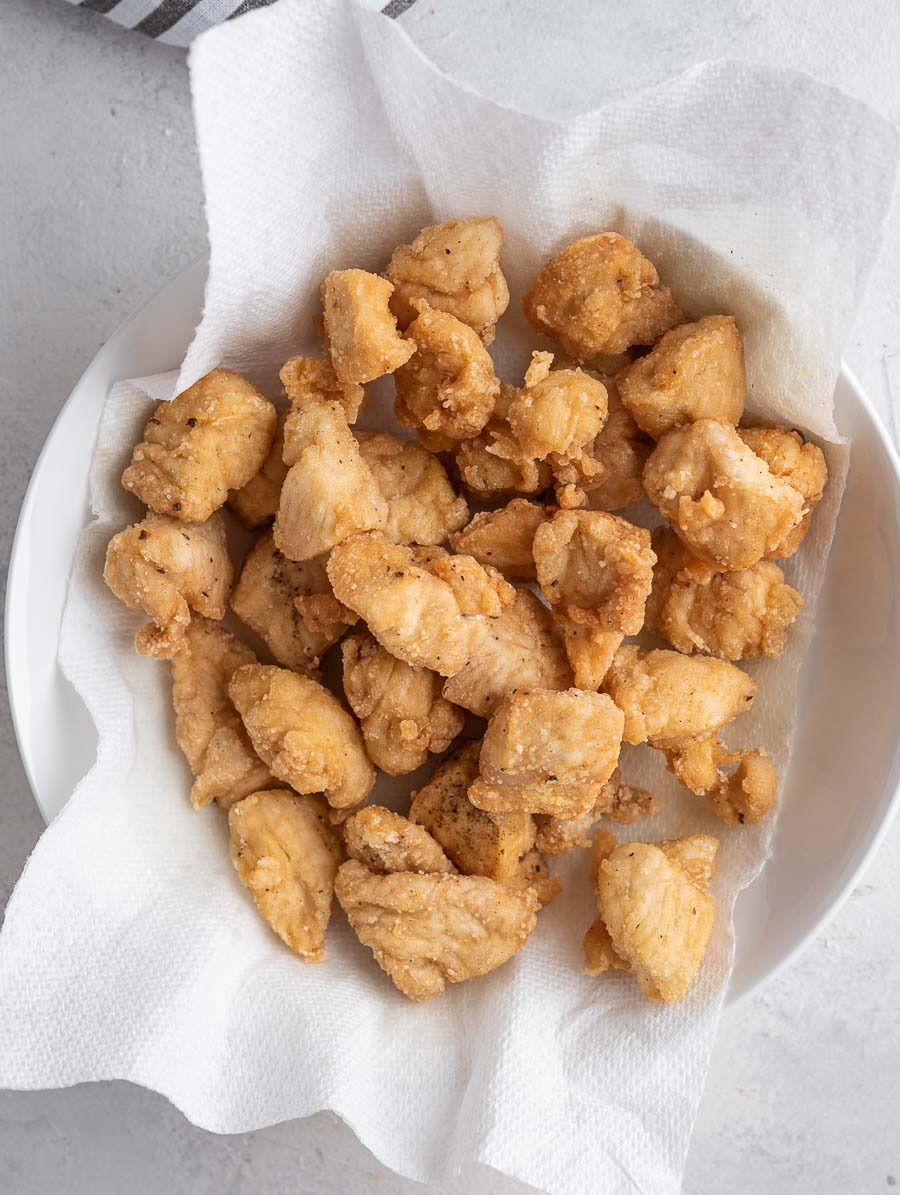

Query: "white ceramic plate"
(7, 258), (900, 1007)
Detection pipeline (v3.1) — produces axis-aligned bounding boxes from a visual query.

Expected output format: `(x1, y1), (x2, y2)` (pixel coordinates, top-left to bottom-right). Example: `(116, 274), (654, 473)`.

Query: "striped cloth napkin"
(65, 0), (414, 46)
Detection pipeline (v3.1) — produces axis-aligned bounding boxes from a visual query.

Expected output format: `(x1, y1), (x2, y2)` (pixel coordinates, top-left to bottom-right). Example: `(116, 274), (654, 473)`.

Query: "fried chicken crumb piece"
(341, 629), (465, 774)
(103, 511), (233, 659)
(334, 859), (538, 1001)
(706, 748), (778, 825)
(228, 663), (375, 812)
(327, 531), (514, 677)
(229, 789), (342, 962)
(449, 499), (549, 581)
(394, 303), (500, 447)
(227, 411), (289, 528)
(468, 688), (624, 818)
(386, 216), (509, 343)
(320, 269), (414, 385)
(738, 423), (828, 558)
(343, 806), (457, 875)
(617, 316), (746, 439)
(280, 354), (366, 424)
(535, 767), (663, 855)
(355, 431), (468, 546)
(523, 232), (684, 361)
(170, 617), (272, 810)
(122, 368), (277, 523)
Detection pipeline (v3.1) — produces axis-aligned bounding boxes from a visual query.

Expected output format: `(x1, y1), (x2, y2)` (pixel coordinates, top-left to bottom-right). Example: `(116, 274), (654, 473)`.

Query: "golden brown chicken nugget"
(355, 431), (468, 546)
(449, 499), (549, 581)
(343, 806), (456, 874)
(738, 423), (828, 559)
(320, 269), (414, 385)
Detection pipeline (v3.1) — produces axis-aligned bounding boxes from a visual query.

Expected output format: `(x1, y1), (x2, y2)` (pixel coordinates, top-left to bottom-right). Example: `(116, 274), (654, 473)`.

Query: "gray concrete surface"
(1, 0), (899, 1191)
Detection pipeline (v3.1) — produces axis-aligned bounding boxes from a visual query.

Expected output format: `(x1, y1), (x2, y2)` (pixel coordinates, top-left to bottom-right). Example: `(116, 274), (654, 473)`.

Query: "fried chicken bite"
(386, 216), (509, 343)
(274, 388), (387, 562)
(229, 789), (342, 962)
(617, 316), (746, 439)
(645, 527), (803, 659)
(334, 859), (538, 1002)
(449, 499), (549, 581)
(534, 767), (663, 855)
(442, 589), (572, 718)
(228, 664), (375, 813)
(468, 688), (624, 818)
(103, 511), (233, 659)
(533, 510), (655, 689)
(121, 368), (277, 523)
(453, 383), (553, 500)
(585, 835), (718, 1001)
(320, 269), (414, 385)
(355, 431), (468, 546)
(227, 411), (288, 529)
(327, 531), (514, 677)
(738, 423), (828, 558)
(343, 806), (456, 874)
(341, 629), (465, 774)
(523, 232), (683, 361)
(170, 617), (272, 810)
(393, 303), (500, 449)
(231, 531), (355, 674)
(643, 419), (804, 571)
(280, 354), (365, 423)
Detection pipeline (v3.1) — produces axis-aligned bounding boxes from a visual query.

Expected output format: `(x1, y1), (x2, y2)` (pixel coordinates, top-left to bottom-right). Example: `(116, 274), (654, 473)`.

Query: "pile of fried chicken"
(103, 219), (827, 1004)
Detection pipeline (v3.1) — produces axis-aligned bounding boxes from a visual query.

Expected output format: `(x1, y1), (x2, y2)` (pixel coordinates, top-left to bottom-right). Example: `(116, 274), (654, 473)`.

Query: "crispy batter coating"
(320, 269), (414, 385)
(231, 531), (354, 673)
(121, 368), (277, 523)
(103, 511), (232, 659)
(534, 767), (663, 855)
(449, 499), (549, 581)
(618, 316), (746, 439)
(386, 216), (509, 343)
(229, 789), (342, 962)
(589, 836), (718, 1001)
(469, 688), (624, 818)
(523, 233), (683, 361)
(393, 303), (499, 447)
(442, 588), (572, 718)
(227, 411), (288, 528)
(334, 859), (538, 1001)
(228, 664), (375, 812)
(738, 424), (828, 558)
(643, 419), (804, 571)
(556, 624), (623, 692)
(355, 431), (468, 545)
(645, 527), (803, 659)
(341, 629), (465, 774)
(170, 617), (272, 810)
(343, 806), (457, 874)
(452, 382), (551, 499)
(280, 354), (365, 423)
(706, 748), (778, 825)
(274, 391), (387, 562)
(327, 532), (514, 676)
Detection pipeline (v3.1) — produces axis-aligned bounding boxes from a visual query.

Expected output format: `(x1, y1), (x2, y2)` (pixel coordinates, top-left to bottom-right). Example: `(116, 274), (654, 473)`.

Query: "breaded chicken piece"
(121, 368), (277, 523)
(320, 269), (414, 385)
(170, 617), (272, 810)
(341, 629), (465, 774)
(643, 419), (804, 571)
(280, 354), (365, 423)
(231, 531), (354, 673)
(355, 431), (468, 545)
(738, 424), (828, 558)
(523, 233), (683, 361)
(452, 381), (552, 500)
(228, 664), (375, 813)
(442, 589), (572, 718)
(618, 316), (746, 439)
(334, 859), (538, 1001)
(534, 767), (663, 855)
(274, 391), (387, 562)
(227, 411), (288, 528)
(229, 789), (342, 962)
(343, 806), (456, 874)
(533, 510), (655, 688)
(449, 499), (549, 581)
(103, 511), (233, 659)
(386, 216), (509, 343)
(327, 532), (514, 676)
(645, 527), (803, 659)
(552, 377), (652, 511)
(468, 688), (624, 818)
(586, 835), (718, 1001)
(394, 303), (500, 449)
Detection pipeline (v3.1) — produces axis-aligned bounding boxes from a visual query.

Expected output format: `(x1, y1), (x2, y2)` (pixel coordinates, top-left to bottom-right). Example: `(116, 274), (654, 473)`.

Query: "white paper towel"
(1, 3), (898, 1193)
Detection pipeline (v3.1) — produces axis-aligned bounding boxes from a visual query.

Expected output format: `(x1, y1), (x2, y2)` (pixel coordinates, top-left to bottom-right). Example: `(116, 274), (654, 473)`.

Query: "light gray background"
(1, 0), (899, 1191)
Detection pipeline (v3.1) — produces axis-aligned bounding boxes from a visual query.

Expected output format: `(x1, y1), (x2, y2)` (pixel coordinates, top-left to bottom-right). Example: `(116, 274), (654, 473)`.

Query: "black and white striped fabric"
(66, 0), (416, 46)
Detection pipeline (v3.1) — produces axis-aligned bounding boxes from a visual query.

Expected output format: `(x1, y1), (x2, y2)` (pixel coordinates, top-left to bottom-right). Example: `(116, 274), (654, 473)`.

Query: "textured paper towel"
(1, 2), (898, 1193)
